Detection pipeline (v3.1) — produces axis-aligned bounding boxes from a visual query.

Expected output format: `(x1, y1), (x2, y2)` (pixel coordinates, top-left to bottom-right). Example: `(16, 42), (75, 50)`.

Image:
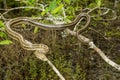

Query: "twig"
(87, 7), (117, 21)
(3, 0), (7, 9)
(0, 13), (6, 22)
(0, 6), (43, 16)
(47, 60), (65, 80)
(114, 0), (119, 8)
(34, 51), (65, 80)
(89, 28), (112, 43)
(65, 28), (120, 70)
(62, 7), (66, 19)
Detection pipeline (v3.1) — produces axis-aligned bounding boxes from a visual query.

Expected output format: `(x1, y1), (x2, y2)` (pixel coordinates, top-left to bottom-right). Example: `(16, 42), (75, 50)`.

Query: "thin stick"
(65, 28), (120, 70)
(34, 51), (65, 80)
(47, 60), (65, 80)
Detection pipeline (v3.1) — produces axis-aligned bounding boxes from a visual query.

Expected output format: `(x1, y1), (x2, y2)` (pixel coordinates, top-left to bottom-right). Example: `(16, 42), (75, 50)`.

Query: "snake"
(6, 13), (90, 30)
(5, 13), (90, 54)
(6, 19), (49, 54)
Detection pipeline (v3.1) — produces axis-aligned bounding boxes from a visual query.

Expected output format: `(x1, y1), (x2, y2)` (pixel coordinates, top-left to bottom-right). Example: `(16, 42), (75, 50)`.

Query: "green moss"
(106, 31), (120, 37)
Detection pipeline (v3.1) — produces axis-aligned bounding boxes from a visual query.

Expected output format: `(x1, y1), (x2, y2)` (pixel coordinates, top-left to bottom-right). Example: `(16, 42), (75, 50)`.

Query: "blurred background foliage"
(0, 0), (120, 80)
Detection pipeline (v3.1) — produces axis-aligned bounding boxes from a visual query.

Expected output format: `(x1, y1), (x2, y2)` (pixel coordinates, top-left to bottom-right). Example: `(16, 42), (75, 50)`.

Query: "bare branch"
(3, 0), (7, 9)
(89, 28), (112, 43)
(34, 51), (65, 80)
(87, 7), (117, 21)
(0, 6), (43, 16)
(65, 28), (120, 70)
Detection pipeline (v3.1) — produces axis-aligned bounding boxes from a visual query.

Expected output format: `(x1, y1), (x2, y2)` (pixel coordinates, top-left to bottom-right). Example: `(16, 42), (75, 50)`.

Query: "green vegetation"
(0, 0), (120, 80)
(0, 20), (12, 45)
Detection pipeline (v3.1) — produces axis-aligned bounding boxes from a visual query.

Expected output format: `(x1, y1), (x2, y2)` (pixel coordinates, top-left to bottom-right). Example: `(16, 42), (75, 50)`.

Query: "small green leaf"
(48, 0), (57, 11)
(0, 32), (7, 38)
(0, 20), (5, 28)
(28, 0), (36, 6)
(34, 27), (38, 34)
(96, 0), (101, 7)
(65, 0), (71, 4)
(65, 18), (71, 23)
(41, 11), (46, 16)
(88, 3), (97, 8)
(0, 40), (12, 45)
(41, 8), (49, 16)
(51, 4), (63, 14)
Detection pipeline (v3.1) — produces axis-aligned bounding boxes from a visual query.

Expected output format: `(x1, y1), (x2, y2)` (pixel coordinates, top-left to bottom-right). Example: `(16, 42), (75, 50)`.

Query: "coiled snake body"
(5, 13), (90, 54)
(6, 20), (49, 54)
(5, 13), (91, 79)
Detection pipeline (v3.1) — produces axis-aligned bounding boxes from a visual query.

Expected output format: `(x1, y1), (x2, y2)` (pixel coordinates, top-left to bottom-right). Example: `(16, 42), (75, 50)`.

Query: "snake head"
(39, 43), (49, 54)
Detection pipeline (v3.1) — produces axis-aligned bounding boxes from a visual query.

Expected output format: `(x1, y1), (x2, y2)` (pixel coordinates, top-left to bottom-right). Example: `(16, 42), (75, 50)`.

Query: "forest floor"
(0, 2), (120, 80)
(0, 18), (120, 80)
